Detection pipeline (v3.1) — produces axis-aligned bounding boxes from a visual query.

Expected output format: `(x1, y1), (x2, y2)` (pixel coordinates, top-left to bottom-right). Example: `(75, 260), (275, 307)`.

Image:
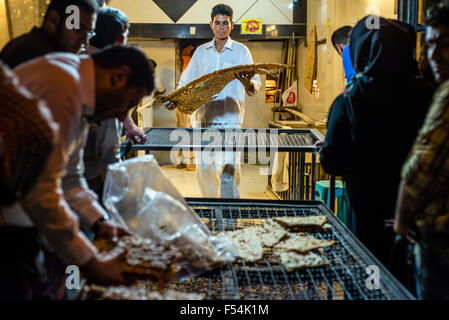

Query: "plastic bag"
(102, 155), (236, 279)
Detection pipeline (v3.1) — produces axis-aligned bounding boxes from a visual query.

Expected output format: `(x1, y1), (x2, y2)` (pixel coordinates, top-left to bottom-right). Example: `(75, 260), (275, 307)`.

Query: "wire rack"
(146, 198), (414, 300)
(124, 128), (321, 152)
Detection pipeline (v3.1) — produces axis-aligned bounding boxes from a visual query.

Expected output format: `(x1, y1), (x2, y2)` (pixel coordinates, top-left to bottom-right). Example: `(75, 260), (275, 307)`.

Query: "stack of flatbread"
(155, 63), (293, 115)
(93, 235), (183, 285)
(224, 215), (336, 271)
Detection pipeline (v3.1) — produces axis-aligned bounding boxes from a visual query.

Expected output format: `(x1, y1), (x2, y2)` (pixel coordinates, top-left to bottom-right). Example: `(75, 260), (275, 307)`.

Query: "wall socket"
(190, 27), (196, 35)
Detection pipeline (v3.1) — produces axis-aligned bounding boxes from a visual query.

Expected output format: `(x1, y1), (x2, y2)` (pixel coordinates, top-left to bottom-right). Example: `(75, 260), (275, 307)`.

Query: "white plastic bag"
(102, 155), (235, 278)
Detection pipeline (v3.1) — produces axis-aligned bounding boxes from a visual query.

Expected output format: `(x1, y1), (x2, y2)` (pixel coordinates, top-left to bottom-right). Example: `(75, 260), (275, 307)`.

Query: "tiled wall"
(112, 0), (295, 24)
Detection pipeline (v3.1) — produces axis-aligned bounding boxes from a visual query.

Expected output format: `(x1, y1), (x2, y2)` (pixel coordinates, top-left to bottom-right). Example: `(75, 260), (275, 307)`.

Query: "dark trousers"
(420, 229), (449, 300)
(0, 226), (50, 300)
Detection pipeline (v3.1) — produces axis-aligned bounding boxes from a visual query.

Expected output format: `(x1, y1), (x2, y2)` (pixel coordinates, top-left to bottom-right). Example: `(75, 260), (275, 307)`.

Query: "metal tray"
(154, 198), (415, 300)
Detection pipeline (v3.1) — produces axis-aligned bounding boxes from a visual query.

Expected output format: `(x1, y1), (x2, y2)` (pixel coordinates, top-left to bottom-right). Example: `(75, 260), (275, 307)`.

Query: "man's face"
(210, 14), (234, 41)
(93, 84), (146, 122)
(426, 25), (449, 84)
(335, 43), (346, 57)
(57, 9), (97, 53)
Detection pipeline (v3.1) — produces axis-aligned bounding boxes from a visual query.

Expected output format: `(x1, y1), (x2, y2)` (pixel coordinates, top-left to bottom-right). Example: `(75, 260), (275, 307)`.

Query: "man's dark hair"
(211, 4), (233, 21)
(331, 25), (353, 51)
(96, 0), (110, 6)
(92, 45), (154, 95)
(90, 7), (129, 49)
(44, 0), (99, 21)
(148, 59), (157, 69)
(426, 1), (449, 27)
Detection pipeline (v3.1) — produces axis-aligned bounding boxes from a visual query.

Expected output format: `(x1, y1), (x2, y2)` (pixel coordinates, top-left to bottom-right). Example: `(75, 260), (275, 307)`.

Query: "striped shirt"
(402, 80), (449, 231)
(0, 62), (57, 205)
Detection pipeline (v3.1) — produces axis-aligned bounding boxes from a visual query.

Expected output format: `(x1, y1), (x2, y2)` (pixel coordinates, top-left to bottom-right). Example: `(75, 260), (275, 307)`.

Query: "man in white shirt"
(168, 4), (261, 198)
(0, 45), (154, 298)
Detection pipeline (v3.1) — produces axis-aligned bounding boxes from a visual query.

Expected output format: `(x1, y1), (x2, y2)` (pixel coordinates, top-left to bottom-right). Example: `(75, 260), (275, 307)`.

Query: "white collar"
(207, 37), (234, 52)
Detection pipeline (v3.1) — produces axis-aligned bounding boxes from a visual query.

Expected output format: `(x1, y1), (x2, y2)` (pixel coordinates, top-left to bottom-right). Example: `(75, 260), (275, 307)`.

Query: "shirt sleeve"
(20, 130), (98, 266)
(154, 73), (166, 94)
(402, 81), (449, 199)
(14, 61), (98, 266)
(320, 94), (354, 176)
(62, 122), (108, 231)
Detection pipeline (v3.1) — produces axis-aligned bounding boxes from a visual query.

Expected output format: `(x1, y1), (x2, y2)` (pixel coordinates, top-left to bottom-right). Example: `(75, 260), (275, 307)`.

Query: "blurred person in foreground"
(0, 62), (57, 299)
(0, 45), (154, 299)
(394, 1), (449, 299)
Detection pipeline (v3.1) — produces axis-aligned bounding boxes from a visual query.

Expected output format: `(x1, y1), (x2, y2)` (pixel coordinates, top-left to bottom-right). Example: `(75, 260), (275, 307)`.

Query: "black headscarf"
(350, 16), (417, 78)
(344, 16), (424, 149)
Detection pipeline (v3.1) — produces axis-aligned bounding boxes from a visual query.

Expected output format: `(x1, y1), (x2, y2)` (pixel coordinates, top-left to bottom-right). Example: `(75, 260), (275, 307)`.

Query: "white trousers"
(194, 122), (241, 198)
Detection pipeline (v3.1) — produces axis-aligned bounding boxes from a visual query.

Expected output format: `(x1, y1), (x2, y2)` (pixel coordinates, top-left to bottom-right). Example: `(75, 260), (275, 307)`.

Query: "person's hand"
(80, 248), (129, 286)
(164, 101), (177, 110)
(235, 71), (255, 92)
(393, 219), (409, 236)
(123, 116), (147, 144)
(314, 140), (324, 147)
(95, 220), (132, 243)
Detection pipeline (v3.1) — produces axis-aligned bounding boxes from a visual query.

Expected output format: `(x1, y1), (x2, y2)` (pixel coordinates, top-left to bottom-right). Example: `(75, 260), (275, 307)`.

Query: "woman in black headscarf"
(320, 16), (434, 266)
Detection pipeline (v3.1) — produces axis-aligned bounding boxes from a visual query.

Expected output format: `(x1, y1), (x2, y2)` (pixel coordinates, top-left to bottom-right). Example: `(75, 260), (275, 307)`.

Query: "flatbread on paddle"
(155, 63), (293, 114)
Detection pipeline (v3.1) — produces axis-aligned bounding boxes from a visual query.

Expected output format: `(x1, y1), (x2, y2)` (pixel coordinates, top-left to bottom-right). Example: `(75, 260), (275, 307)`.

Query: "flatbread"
(272, 216), (327, 229)
(156, 63), (292, 115)
(84, 284), (205, 300)
(274, 250), (329, 271)
(304, 26), (317, 94)
(273, 235), (336, 253)
(256, 219), (289, 247)
(93, 236), (183, 284)
(225, 228), (264, 262)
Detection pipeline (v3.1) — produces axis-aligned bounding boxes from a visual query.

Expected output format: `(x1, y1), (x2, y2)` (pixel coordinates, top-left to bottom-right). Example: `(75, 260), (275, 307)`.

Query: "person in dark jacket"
(320, 16), (435, 266)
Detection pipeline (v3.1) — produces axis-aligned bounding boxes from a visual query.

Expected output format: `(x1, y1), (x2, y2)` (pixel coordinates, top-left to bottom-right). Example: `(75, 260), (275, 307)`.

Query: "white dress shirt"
(0, 53), (101, 265)
(179, 37), (261, 126)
